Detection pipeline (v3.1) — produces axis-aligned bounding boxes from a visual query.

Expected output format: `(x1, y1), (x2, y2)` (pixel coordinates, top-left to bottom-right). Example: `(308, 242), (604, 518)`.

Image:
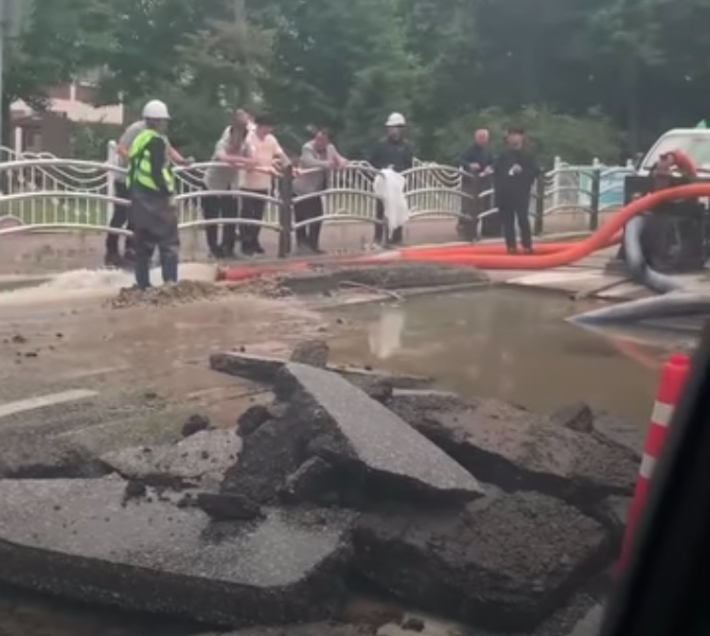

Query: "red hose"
(218, 183), (710, 280)
(399, 183), (710, 269)
(403, 235), (621, 258)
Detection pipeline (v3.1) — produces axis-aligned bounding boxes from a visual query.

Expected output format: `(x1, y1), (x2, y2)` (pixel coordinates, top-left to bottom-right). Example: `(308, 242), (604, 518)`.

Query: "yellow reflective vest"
(126, 128), (174, 193)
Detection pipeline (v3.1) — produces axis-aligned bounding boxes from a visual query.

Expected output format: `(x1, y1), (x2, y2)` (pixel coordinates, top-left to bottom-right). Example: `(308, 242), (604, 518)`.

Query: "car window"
(642, 134), (710, 170)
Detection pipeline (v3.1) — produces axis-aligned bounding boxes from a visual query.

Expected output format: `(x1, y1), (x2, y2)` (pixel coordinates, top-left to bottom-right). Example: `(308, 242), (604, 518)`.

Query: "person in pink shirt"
(240, 114), (289, 255)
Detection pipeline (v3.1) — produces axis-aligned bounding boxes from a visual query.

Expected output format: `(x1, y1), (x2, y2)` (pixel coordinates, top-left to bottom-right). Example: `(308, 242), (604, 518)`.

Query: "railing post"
(552, 156), (562, 210)
(461, 172), (479, 241)
(590, 165), (601, 231)
(278, 164), (293, 258)
(534, 176), (545, 235)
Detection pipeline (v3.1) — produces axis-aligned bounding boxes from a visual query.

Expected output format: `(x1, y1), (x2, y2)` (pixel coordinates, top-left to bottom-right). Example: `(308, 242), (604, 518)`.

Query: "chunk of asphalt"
(0, 432), (109, 479)
(588, 496), (632, 547)
(273, 362), (483, 504)
(591, 413), (644, 460)
(210, 350), (432, 390)
(549, 403), (594, 434)
(195, 492), (264, 522)
(100, 428), (242, 489)
(237, 406), (273, 437)
(290, 339), (330, 368)
(353, 490), (610, 632)
(0, 476), (356, 627)
(280, 456), (335, 504)
(210, 352), (285, 383)
(222, 417), (306, 503)
(391, 397), (637, 504)
(182, 413), (212, 438)
(330, 365), (433, 390)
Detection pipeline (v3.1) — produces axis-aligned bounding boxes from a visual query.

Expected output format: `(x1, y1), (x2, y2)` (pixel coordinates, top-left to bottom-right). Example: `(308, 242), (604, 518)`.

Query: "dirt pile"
(229, 275), (292, 299)
(109, 280), (228, 308)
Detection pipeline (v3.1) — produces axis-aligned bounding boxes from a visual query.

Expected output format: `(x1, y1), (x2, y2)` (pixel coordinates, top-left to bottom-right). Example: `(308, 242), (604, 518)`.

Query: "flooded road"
(328, 288), (695, 423)
(0, 277), (696, 635)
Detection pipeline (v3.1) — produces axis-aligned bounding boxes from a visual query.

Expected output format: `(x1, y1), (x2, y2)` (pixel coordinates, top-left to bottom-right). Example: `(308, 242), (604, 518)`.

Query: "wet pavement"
(326, 288), (695, 423)
(0, 275), (691, 635)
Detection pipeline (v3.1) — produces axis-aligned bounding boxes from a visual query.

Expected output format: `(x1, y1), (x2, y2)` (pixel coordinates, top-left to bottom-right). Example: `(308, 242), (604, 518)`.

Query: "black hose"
(623, 214), (683, 294)
(569, 292), (710, 325)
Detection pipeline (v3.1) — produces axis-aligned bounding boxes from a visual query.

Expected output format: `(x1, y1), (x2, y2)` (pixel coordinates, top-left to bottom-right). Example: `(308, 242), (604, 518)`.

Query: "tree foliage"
(9, 0), (710, 163)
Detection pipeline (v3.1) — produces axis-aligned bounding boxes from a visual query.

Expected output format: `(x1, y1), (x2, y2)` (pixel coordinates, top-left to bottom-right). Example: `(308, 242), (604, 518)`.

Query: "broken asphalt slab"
(278, 263), (489, 296)
(222, 362), (483, 505)
(387, 396), (638, 503)
(210, 351), (432, 389)
(0, 476), (356, 627)
(353, 490), (610, 633)
(100, 428), (242, 488)
(0, 430), (109, 479)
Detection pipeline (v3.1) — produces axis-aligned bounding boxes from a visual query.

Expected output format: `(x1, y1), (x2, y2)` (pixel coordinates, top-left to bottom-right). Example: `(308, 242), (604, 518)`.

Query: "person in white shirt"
(240, 114), (289, 255)
(202, 115), (256, 258)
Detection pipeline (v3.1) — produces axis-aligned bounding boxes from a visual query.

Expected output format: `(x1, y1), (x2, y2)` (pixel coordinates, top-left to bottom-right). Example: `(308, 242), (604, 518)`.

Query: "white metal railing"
(0, 144), (633, 241)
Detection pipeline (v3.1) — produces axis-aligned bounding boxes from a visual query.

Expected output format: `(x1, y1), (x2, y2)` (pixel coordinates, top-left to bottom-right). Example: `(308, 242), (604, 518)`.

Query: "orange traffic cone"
(617, 353), (689, 572)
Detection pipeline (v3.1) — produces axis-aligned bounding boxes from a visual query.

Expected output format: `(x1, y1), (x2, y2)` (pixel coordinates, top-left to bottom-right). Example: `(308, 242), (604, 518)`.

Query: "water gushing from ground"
(0, 263), (217, 306)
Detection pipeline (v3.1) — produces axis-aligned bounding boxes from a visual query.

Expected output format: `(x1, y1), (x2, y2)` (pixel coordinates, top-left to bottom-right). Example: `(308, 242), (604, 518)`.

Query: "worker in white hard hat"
(105, 100), (192, 269)
(124, 100), (181, 289)
(368, 112), (414, 246)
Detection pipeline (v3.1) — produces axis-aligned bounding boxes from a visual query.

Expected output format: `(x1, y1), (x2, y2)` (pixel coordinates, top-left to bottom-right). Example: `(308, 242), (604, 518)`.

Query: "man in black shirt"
(369, 112), (414, 246)
(459, 128), (495, 239)
(460, 128), (493, 175)
(493, 127), (539, 254)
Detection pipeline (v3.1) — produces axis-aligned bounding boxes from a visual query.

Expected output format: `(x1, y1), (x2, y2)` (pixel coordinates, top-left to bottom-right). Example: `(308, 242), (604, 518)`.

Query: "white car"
(637, 128), (710, 176)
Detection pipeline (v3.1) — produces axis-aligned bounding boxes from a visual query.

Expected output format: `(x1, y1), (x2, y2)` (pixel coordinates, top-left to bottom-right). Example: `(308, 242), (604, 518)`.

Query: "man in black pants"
(240, 114), (288, 256)
(105, 106), (191, 268)
(293, 127), (347, 253)
(202, 113), (255, 258)
(369, 112), (414, 246)
(493, 127), (539, 254)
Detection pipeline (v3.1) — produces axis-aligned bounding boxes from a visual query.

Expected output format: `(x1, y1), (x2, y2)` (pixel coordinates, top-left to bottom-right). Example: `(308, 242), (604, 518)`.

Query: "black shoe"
(253, 243), (265, 255)
(523, 247), (534, 255)
(242, 244), (255, 257)
(506, 247), (518, 255)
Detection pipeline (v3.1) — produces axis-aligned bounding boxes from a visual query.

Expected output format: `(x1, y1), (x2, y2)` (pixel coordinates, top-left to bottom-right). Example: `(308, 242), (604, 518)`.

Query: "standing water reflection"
(328, 288), (691, 423)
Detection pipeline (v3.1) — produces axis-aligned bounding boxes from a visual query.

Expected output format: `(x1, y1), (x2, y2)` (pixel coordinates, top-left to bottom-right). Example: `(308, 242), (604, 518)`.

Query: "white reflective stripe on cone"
(650, 401), (674, 427)
(639, 453), (657, 480)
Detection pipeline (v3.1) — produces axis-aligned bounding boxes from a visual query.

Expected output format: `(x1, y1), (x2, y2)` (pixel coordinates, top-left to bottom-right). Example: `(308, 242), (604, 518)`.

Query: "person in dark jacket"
(460, 128), (493, 174)
(369, 112), (414, 246)
(493, 127), (539, 253)
(458, 128), (496, 239)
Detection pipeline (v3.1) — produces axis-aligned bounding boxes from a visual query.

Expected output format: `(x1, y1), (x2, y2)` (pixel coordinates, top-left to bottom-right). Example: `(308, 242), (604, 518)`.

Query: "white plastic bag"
(373, 168), (410, 231)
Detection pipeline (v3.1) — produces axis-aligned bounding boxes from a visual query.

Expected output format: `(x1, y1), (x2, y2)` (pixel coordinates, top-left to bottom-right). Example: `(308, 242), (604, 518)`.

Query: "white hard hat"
(386, 112), (406, 127)
(142, 99), (170, 120)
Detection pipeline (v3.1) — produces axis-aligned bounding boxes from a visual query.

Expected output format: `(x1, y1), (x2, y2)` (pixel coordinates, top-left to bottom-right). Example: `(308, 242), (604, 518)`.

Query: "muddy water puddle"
(328, 288), (693, 423)
(0, 284), (696, 635)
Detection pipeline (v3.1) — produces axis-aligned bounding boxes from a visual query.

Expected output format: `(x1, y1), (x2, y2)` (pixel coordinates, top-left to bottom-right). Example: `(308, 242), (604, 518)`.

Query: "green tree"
(434, 106), (622, 167)
(87, 0), (270, 158)
(255, 0), (420, 156)
(2, 0), (111, 142)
